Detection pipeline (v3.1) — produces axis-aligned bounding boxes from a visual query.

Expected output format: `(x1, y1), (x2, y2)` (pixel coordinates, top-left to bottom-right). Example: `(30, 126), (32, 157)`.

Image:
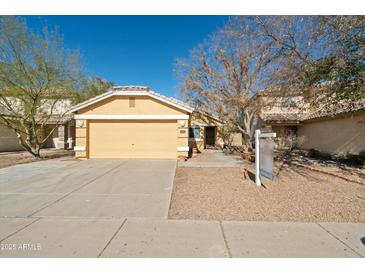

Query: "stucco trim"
(74, 114), (189, 120)
(74, 146), (86, 151)
(177, 146), (190, 152)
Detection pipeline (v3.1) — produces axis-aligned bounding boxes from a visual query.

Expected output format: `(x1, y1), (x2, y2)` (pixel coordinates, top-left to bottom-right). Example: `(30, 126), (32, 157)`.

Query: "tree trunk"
(235, 109), (255, 151)
(31, 145), (41, 158)
(14, 131), (41, 158)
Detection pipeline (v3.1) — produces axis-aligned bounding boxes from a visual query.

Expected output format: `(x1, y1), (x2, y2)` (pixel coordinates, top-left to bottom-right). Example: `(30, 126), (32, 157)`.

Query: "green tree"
(74, 77), (113, 103)
(309, 16), (364, 104)
(256, 16), (365, 108)
(0, 16), (81, 157)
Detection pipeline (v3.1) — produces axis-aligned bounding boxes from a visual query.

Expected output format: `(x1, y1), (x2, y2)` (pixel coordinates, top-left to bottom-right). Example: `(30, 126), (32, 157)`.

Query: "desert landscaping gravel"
(0, 149), (75, 169)
(187, 150), (225, 162)
(168, 165), (365, 222)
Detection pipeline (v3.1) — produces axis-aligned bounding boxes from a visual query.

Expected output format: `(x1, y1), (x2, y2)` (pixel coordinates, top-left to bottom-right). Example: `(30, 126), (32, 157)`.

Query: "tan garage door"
(89, 120), (177, 158)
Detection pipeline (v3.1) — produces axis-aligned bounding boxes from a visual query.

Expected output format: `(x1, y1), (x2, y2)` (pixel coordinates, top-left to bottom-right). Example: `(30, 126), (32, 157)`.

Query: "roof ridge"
(68, 89), (114, 112)
(147, 89), (193, 111)
(112, 85), (150, 91)
(69, 85), (194, 113)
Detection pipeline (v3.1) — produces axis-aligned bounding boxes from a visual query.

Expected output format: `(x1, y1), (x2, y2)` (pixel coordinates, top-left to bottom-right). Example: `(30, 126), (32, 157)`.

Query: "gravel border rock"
(168, 165), (365, 222)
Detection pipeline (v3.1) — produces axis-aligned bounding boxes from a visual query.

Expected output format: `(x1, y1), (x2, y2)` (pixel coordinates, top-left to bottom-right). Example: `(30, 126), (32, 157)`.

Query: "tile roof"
(69, 85), (194, 113)
(260, 99), (365, 123)
(305, 100), (365, 120)
(43, 114), (74, 124)
(259, 113), (304, 123)
(113, 86), (195, 112)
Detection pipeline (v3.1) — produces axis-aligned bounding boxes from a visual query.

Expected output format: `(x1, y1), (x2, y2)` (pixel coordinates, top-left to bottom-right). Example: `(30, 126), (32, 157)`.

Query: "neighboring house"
(258, 93), (365, 156)
(0, 98), (75, 152)
(69, 86), (224, 159)
(227, 132), (243, 147)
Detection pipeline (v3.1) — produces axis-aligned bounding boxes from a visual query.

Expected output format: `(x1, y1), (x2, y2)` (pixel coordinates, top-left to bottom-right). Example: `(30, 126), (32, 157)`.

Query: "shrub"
(359, 150), (365, 160)
(345, 151), (365, 166)
(307, 149), (332, 160)
(320, 152), (332, 160)
(308, 149), (321, 158)
(307, 149), (365, 167)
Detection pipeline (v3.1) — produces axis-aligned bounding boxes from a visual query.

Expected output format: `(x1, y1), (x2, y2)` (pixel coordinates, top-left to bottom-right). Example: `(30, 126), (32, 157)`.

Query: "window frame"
(285, 125), (298, 137)
(189, 126), (201, 141)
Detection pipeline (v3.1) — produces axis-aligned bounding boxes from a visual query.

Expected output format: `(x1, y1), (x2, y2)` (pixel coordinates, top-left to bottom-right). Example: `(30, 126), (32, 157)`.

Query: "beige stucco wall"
(268, 111), (365, 155)
(73, 96), (236, 158)
(78, 96), (187, 115)
(0, 124), (23, 152)
(216, 128), (224, 149)
(230, 133), (243, 146)
(188, 126), (205, 151)
(298, 112), (365, 156)
(270, 124), (304, 150)
(271, 125), (291, 150)
(74, 95), (190, 159)
(177, 119), (189, 158)
(42, 125), (60, 149)
(188, 112), (224, 151)
(75, 120), (88, 158)
(0, 124), (70, 152)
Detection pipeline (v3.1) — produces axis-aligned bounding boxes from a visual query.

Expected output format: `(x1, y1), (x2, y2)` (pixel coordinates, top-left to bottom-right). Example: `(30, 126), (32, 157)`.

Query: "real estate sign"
(259, 138), (274, 180)
(255, 129), (276, 186)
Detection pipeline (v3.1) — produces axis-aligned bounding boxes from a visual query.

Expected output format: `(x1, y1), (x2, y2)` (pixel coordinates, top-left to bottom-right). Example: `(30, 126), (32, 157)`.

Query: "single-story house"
(69, 86), (224, 159)
(259, 95), (365, 156)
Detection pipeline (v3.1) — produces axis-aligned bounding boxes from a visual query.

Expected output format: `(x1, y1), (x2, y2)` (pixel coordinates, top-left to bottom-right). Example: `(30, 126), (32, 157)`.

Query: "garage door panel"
(89, 120), (177, 158)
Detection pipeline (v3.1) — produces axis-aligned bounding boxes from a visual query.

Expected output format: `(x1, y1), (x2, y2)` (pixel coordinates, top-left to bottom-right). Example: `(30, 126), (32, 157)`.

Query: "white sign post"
(255, 129), (261, 186)
(255, 129), (276, 186)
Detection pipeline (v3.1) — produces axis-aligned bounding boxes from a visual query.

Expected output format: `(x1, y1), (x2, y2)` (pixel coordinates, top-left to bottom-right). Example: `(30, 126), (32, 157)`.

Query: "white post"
(255, 129), (261, 186)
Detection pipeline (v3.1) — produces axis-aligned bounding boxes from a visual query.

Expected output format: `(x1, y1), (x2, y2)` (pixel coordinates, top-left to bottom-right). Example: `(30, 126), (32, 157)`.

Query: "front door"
(205, 126), (216, 148)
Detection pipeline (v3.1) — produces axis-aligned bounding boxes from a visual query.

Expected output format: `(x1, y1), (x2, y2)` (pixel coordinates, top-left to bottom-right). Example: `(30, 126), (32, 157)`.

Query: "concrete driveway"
(0, 158), (176, 219)
(1, 157), (364, 258)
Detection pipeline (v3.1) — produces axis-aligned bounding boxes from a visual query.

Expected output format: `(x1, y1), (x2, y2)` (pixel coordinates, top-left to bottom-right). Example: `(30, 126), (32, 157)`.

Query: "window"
(285, 126), (298, 137)
(189, 127), (201, 140)
(129, 97), (135, 108)
(281, 97), (297, 108)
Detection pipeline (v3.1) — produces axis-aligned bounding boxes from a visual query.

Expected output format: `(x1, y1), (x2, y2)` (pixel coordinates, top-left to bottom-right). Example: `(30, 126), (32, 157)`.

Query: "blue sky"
(25, 16), (228, 98)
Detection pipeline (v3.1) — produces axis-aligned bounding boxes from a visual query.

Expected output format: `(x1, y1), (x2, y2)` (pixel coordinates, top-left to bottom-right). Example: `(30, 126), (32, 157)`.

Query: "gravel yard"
(0, 149), (75, 169)
(276, 150), (365, 184)
(168, 165), (365, 222)
(188, 149), (225, 162)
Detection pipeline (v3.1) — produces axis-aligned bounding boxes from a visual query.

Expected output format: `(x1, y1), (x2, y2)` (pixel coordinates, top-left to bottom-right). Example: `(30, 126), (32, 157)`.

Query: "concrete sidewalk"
(178, 150), (244, 168)
(1, 217), (364, 258)
(1, 157), (364, 258)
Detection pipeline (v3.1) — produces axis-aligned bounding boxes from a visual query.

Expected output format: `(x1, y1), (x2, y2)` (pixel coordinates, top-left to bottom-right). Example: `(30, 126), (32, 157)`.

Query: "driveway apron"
(0, 159), (176, 219)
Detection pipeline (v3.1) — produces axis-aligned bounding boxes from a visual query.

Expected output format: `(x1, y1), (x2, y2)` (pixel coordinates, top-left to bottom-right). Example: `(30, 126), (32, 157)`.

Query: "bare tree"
(256, 16), (365, 111)
(176, 17), (275, 149)
(219, 122), (239, 148)
(0, 16), (81, 157)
